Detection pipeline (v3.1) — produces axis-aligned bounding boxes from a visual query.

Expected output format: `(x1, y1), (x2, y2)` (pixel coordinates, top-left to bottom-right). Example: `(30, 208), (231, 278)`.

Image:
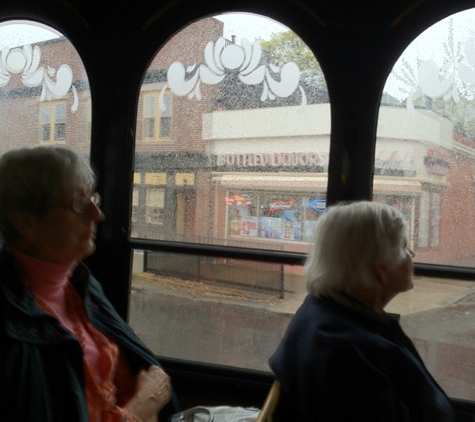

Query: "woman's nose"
(90, 202), (105, 222)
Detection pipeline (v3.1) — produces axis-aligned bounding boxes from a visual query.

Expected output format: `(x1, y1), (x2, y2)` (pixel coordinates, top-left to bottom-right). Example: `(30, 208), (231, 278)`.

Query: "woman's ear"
(9, 213), (38, 242)
(374, 263), (389, 286)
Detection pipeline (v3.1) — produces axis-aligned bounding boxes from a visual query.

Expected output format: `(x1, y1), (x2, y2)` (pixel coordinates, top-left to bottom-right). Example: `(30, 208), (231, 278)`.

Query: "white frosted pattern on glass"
(164, 36), (306, 112)
(0, 20), (90, 154)
(387, 11), (475, 112)
(0, 44), (78, 112)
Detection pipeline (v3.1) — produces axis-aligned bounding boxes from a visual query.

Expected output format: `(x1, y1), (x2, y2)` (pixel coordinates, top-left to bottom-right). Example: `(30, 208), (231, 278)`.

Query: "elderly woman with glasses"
(269, 201), (454, 421)
(0, 146), (179, 422)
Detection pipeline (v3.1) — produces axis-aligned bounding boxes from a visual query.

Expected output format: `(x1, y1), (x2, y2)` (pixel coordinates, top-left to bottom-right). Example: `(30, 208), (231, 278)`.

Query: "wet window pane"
(42, 124), (51, 142)
(380, 9), (475, 400)
(130, 12), (328, 371)
(130, 249), (296, 370)
(159, 116), (170, 138)
(0, 21), (91, 155)
(132, 12), (329, 255)
(380, 10), (475, 268)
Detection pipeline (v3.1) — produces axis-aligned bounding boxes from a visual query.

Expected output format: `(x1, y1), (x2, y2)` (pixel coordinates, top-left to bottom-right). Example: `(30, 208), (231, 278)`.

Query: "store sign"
(309, 199), (326, 212)
(225, 195), (252, 205)
(268, 200), (293, 211)
(375, 150), (412, 171)
(212, 152), (327, 168)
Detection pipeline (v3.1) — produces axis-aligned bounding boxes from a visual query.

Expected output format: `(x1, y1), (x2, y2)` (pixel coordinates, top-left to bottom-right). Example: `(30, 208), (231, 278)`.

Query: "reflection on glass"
(0, 20), (90, 156)
(380, 8), (475, 401)
(133, 13), (329, 255)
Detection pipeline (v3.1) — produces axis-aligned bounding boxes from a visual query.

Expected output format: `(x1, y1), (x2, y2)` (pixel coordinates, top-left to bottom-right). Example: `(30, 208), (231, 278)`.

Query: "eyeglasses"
(70, 192), (101, 215)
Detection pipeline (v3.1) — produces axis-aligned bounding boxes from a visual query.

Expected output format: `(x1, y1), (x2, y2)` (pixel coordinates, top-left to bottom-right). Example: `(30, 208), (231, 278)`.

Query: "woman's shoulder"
(286, 294), (402, 350)
(294, 294), (364, 327)
(272, 296), (410, 381)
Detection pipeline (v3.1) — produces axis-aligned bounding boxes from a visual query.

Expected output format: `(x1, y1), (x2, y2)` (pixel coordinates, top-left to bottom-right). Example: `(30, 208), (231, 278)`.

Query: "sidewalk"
(279, 274), (475, 315)
(386, 276), (475, 315)
(133, 272), (475, 316)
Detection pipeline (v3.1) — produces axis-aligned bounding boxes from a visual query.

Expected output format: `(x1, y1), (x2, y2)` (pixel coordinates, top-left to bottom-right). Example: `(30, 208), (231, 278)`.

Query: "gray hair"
(305, 201), (408, 297)
(0, 146), (96, 244)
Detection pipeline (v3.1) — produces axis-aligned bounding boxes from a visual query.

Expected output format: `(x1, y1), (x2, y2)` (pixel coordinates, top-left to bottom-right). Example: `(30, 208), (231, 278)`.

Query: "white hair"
(305, 201), (408, 297)
(0, 146), (96, 244)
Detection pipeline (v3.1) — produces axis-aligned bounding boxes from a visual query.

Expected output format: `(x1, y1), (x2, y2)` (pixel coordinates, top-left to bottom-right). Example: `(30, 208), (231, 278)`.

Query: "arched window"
(130, 12), (329, 371)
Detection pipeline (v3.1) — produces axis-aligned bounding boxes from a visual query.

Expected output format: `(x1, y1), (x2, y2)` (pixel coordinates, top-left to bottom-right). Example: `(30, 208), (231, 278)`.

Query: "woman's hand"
(125, 365), (171, 422)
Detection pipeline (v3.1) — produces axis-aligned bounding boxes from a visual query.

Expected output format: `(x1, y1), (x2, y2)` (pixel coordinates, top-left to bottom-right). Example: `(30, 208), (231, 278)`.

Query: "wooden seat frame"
(256, 380), (281, 422)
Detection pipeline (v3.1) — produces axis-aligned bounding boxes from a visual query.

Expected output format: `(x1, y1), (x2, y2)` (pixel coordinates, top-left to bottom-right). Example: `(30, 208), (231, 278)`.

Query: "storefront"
(213, 170), (423, 249)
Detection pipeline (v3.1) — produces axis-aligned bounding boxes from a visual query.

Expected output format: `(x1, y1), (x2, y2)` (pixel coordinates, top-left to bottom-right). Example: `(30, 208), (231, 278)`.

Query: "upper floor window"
(40, 102), (66, 142)
(160, 92), (172, 138)
(142, 90), (172, 140)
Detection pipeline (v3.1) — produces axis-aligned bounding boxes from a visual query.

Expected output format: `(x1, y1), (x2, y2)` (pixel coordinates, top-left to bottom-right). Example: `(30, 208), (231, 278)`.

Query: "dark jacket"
(269, 294), (455, 422)
(0, 247), (180, 422)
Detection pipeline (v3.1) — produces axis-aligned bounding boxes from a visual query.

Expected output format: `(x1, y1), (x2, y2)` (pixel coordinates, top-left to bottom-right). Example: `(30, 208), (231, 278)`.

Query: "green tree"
(260, 30), (326, 92)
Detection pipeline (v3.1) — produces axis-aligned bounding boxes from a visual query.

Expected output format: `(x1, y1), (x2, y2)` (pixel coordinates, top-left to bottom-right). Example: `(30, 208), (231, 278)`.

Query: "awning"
(373, 177), (422, 195)
(212, 172), (422, 195)
(212, 172), (328, 191)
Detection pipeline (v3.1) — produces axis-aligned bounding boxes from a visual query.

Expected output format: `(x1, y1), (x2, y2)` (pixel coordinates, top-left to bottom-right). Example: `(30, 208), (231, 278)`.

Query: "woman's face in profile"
(385, 244), (415, 294)
(23, 186), (104, 265)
